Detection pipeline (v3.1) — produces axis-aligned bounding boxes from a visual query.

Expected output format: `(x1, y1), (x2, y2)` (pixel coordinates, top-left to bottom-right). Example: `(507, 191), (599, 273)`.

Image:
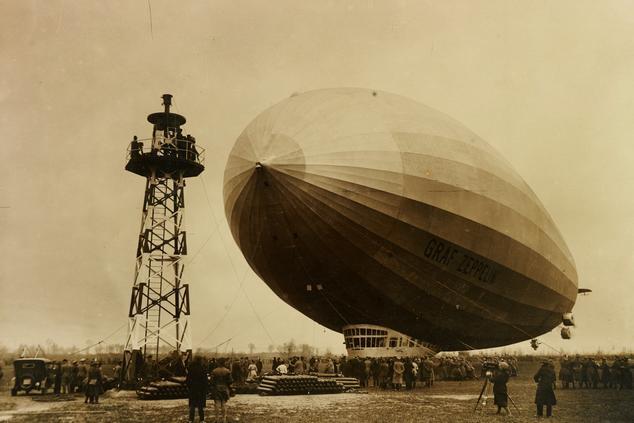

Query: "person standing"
(61, 359), (72, 394)
(534, 360), (557, 418)
(186, 356), (208, 423)
(275, 360), (288, 375)
(392, 357), (405, 391)
(77, 359), (88, 393)
(70, 361), (79, 393)
(378, 359), (389, 389)
(247, 360), (258, 380)
(210, 358), (234, 423)
(255, 358), (263, 376)
(493, 362), (511, 415)
(293, 357), (305, 375)
(231, 359), (243, 384)
(600, 358), (611, 388)
(404, 358), (414, 390)
(53, 361), (62, 395)
(85, 360), (103, 404)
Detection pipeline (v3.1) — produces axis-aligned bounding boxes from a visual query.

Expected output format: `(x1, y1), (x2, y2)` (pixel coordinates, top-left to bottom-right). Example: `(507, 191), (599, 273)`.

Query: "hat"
(499, 361), (509, 370)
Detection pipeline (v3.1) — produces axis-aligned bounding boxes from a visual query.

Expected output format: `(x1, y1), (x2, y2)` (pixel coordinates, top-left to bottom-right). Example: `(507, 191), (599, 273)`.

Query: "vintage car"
(11, 358), (56, 396)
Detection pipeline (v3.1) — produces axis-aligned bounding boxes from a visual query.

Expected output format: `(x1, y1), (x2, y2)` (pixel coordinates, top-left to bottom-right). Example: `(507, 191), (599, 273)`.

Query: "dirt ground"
(1, 362), (633, 422)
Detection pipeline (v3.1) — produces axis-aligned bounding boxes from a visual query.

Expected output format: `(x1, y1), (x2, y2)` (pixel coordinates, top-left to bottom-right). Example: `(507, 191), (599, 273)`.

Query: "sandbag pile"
(308, 373), (361, 390)
(137, 380), (188, 400)
(257, 375), (344, 396)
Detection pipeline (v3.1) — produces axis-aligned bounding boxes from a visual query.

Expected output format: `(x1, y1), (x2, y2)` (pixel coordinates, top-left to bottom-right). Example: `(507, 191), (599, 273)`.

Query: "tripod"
(474, 373), (520, 415)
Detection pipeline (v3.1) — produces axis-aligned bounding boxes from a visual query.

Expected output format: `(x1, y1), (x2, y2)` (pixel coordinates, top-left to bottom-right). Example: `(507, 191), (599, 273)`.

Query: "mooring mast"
(121, 94), (205, 384)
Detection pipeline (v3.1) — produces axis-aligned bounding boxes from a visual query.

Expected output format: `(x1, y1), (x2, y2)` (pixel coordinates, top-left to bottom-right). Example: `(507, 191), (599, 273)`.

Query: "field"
(1, 361), (633, 422)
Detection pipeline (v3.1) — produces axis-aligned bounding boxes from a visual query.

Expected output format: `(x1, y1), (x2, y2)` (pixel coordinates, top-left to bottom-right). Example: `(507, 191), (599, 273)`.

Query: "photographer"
(493, 362), (511, 415)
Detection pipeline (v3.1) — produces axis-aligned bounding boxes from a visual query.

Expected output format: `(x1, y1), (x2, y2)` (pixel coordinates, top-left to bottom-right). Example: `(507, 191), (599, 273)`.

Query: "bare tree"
(248, 343), (256, 355)
(299, 343), (312, 358)
(278, 339), (296, 357)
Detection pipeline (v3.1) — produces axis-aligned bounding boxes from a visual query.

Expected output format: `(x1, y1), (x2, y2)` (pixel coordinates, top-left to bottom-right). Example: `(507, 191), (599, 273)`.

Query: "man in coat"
(534, 360), (557, 417)
(61, 359), (72, 394)
(493, 362), (511, 415)
(186, 356), (208, 423)
(85, 360), (103, 404)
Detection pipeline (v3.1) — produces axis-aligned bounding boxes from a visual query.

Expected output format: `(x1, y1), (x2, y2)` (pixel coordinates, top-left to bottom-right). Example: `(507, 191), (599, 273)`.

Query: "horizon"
(2, 1), (633, 358)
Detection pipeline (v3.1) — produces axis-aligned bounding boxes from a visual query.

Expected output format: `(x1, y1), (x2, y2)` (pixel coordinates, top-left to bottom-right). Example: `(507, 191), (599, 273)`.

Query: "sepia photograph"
(1, 1), (633, 422)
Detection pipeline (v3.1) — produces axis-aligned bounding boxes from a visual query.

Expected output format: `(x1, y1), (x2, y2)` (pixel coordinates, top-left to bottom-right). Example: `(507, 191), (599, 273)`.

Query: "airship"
(223, 88), (578, 356)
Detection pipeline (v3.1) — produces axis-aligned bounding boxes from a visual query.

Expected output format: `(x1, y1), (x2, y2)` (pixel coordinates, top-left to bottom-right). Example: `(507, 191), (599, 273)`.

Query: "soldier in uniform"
(77, 359), (88, 393)
(61, 359), (72, 394)
(85, 360), (103, 404)
(587, 358), (599, 389)
(70, 361), (79, 393)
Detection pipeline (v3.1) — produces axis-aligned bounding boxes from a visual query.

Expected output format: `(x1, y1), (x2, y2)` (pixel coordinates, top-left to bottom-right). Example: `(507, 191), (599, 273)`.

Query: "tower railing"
(126, 136), (206, 166)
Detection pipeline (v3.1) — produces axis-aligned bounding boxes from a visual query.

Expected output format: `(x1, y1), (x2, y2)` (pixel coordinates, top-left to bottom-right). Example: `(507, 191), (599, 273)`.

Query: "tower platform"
(125, 136), (205, 178)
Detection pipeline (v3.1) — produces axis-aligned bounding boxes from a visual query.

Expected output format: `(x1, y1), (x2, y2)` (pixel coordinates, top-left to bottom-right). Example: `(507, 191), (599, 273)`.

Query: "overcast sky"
(1, 0), (633, 356)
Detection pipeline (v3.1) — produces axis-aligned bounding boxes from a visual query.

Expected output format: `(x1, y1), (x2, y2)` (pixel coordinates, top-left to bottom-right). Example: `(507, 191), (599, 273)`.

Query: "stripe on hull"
(228, 167), (572, 349)
(223, 88), (578, 350)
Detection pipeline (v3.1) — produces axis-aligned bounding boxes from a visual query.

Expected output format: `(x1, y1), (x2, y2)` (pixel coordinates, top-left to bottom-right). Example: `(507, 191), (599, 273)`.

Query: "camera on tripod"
(482, 361), (499, 379)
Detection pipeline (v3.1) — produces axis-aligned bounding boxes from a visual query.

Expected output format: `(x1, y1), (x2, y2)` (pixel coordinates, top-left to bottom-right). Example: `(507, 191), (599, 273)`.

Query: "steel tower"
(121, 94), (205, 385)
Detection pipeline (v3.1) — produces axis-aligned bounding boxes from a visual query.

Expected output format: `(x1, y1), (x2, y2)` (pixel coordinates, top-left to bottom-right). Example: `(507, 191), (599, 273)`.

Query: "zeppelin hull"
(223, 88), (578, 350)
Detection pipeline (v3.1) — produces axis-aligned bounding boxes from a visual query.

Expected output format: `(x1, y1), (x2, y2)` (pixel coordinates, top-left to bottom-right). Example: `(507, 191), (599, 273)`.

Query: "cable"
(196, 177), (271, 348)
(69, 323), (127, 355)
(147, 0), (154, 39)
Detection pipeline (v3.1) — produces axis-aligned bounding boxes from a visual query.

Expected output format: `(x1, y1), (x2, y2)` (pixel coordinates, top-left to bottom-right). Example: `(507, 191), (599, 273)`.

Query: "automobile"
(11, 358), (56, 396)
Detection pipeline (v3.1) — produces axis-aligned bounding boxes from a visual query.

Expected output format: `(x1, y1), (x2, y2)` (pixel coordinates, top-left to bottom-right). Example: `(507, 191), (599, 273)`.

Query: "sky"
(1, 0), (633, 356)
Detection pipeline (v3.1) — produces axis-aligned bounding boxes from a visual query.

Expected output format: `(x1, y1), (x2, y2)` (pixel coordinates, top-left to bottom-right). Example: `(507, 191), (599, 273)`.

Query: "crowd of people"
(215, 354), (520, 391)
(33, 358), (105, 403)
(4, 352), (632, 421)
(558, 355), (633, 389)
(129, 129), (200, 162)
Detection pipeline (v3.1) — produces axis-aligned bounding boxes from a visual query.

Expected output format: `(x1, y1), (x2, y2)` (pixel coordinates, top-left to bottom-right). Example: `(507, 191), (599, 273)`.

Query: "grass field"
(1, 361), (633, 422)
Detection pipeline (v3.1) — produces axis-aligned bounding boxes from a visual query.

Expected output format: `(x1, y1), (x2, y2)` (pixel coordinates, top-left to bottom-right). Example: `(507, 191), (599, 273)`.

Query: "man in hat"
(77, 359), (88, 393)
(85, 360), (103, 404)
(534, 360), (557, 417)
(186, 356), (208, 423)
(70, 361), (79, 393)
(61, 359), (72, 394)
